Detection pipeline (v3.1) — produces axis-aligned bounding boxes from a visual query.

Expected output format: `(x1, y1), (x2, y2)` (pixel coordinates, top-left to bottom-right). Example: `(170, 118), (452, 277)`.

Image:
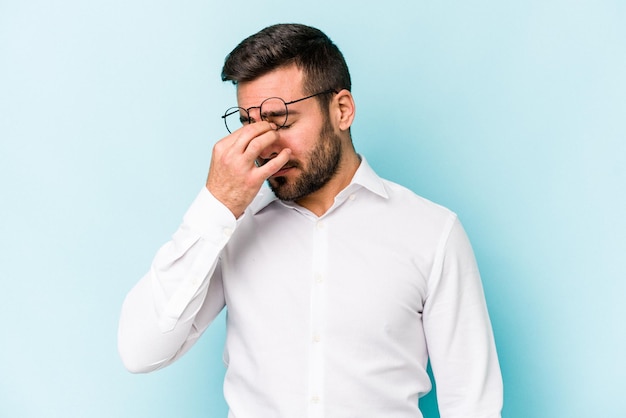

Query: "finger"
(243, 128), (280, 160)
(231, 121), (276, 152)
(256, 148), (292, 179)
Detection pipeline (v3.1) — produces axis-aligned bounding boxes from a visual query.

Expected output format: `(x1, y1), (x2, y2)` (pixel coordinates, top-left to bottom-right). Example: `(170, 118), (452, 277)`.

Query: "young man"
(118, 23), (503, 418)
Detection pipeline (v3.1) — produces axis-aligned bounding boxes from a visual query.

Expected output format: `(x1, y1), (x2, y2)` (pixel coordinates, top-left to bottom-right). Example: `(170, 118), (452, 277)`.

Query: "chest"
(220, 209), (435, 336)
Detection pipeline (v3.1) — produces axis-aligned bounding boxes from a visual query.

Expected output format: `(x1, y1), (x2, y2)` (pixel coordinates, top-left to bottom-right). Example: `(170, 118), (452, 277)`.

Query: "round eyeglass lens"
(223, 107), (248, 133)
(260, 97), (288, 129)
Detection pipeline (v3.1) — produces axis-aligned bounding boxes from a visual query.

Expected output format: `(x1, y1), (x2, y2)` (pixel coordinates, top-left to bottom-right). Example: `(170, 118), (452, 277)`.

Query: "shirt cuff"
(181, 187), (239, 243)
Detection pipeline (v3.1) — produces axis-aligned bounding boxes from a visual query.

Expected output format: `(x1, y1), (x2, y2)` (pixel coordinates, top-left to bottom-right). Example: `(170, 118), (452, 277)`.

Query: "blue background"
(1, 1), (624, 417)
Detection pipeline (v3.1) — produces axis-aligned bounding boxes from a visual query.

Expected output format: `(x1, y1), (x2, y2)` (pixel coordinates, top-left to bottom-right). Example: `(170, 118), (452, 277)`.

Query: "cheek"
(281, 118), (327, 153)
(278, 130), (313, 156)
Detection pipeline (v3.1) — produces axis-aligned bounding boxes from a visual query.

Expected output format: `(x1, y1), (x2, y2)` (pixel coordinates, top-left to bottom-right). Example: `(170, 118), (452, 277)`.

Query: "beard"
(267, 120), (342, 202)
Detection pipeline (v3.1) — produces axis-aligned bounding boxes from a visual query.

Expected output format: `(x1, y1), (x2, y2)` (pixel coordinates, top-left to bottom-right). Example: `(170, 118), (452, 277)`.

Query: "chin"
(268, 177), (299, 201)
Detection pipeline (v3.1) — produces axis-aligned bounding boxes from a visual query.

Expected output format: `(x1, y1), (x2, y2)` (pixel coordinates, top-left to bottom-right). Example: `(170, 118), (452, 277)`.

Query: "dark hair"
(221, 24), (351, 111)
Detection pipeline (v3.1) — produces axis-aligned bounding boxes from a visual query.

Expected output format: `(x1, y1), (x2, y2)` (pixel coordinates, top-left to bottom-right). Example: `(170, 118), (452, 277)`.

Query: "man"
(118, 23), (503, 418)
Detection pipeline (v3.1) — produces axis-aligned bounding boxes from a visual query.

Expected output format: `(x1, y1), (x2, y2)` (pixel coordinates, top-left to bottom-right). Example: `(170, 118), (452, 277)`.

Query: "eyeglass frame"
(221, 89), (338, 133)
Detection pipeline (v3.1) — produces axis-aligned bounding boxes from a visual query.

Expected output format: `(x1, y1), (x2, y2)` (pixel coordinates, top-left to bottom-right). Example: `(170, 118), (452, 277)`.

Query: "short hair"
(221, 24), (351, 110)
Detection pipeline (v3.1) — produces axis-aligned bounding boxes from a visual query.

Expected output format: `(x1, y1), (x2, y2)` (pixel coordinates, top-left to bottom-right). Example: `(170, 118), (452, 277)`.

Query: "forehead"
(236, 65), (305, 108)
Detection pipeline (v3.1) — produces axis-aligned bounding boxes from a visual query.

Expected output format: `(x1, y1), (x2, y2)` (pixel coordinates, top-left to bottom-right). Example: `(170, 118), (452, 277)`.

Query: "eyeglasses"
(221, 89), (337, 133)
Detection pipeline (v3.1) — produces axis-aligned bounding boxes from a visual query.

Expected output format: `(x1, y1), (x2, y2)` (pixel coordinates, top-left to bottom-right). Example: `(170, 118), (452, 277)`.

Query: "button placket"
(308, 218), (328, 418)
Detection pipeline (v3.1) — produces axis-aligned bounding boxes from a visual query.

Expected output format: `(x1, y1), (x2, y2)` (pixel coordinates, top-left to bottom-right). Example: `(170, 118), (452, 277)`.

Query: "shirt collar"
(248, 155), (388, 216)
(348, 156), (389, 199)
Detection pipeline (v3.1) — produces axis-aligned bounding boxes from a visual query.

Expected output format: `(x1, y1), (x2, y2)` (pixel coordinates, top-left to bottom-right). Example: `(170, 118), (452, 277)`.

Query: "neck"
(295, 149), (361, 217)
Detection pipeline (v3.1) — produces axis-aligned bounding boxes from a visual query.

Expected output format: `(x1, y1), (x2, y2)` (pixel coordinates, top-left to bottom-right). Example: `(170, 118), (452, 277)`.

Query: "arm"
(423, 217), (503, 418)
(117, 188), (234, 373)
(118, 122), (290, 373)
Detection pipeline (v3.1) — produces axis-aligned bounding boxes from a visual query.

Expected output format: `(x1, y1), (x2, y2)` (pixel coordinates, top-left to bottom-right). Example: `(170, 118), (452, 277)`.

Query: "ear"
(332, 89), (356, 132)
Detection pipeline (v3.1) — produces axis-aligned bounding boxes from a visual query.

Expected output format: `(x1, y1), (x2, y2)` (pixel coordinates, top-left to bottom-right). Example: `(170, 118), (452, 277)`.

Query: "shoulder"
(380, 177), (457, 223)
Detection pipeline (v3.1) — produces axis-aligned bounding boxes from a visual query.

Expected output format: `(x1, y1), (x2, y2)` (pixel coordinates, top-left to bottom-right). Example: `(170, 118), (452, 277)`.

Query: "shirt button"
(316, 221), (324, 230)
(223, 227), (233, 237)
(312, 334), (321, 343)
(314, 273), (324, 283)
(311, 395), (321, 403)
(349, 194), (356, 200)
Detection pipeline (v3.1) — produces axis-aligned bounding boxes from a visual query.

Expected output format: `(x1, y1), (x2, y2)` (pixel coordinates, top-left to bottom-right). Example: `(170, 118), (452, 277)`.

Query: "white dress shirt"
(118, 158), (503, 418)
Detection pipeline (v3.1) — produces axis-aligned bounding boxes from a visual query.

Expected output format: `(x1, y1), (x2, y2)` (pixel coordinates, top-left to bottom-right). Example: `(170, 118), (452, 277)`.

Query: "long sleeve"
(423, 217), (503, 418)
(118, 188), (236, 373)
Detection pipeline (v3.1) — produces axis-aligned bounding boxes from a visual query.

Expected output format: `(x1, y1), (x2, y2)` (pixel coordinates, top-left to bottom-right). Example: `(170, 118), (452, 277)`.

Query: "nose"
(256, 150), (280, 169)
(258, 148), (279, 162)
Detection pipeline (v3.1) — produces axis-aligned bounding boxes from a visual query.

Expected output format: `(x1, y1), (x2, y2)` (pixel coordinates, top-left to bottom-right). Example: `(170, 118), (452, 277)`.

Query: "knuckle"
(213, 139), (227, 154)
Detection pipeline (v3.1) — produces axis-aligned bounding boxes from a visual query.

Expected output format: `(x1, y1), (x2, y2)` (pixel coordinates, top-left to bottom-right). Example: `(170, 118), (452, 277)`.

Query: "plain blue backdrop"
(1, 1), (624, 417)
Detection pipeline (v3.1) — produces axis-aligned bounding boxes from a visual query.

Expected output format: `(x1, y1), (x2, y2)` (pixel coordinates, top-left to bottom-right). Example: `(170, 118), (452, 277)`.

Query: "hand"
(206, 122), (291, 218)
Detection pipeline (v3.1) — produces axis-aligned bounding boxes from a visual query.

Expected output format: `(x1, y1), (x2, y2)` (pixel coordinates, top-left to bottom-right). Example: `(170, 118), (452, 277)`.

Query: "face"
(237, 66), (342, 202)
